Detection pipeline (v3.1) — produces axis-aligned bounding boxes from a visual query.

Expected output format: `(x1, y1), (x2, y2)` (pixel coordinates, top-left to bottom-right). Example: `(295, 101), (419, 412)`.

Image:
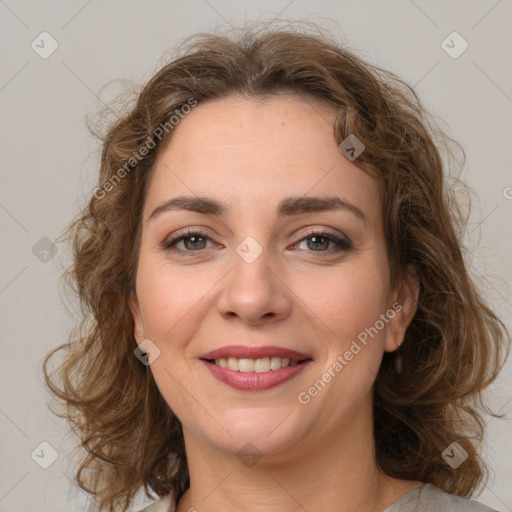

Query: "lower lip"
(201, 359), (311, 391)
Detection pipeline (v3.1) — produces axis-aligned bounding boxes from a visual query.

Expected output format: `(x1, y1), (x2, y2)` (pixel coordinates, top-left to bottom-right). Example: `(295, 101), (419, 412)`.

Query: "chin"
(192, 407), (309, 459)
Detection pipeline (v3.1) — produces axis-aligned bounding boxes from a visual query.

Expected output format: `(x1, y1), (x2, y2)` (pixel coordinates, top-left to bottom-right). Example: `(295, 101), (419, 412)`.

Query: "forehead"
(145, 93), (380, 222)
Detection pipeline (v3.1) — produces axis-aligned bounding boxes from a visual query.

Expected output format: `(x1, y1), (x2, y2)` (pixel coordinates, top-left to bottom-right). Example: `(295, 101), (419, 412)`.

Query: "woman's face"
(130, 93), (418, 459)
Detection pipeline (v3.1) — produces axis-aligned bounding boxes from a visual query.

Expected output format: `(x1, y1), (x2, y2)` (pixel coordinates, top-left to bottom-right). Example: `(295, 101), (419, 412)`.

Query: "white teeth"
(271, 356), (289, 370)
(238, 359), (254, 372)
(227, 357), (238, 371)
(254, 357), (270, 373)
(214, 356), (297, 372)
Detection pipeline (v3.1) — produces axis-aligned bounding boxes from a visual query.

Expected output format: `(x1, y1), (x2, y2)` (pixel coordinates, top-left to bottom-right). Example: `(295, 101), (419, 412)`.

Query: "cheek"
(135, 258), (219, 348)
(296, 261), (389, 345)
(134, 261), (220, 416)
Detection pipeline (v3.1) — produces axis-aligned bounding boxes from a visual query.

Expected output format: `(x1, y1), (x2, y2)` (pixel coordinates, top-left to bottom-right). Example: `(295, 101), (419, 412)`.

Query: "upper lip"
(200, 345), (312, 361)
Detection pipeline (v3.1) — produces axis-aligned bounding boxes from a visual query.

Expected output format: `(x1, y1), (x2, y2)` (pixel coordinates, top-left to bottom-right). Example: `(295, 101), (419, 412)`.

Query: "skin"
(130, 93), (422, 512)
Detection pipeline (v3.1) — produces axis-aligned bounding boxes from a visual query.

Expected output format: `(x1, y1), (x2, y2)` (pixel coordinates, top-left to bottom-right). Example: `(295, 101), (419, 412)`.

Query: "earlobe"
(384, 265), (420, 353)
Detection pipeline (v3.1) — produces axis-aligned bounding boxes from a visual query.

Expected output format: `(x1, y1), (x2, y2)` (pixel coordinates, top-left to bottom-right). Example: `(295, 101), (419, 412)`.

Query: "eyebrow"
(148, 194), (369, 225)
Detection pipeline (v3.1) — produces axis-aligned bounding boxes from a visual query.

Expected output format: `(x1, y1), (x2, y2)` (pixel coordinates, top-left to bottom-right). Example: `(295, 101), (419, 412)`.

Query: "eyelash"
(160, 228), (352, 255)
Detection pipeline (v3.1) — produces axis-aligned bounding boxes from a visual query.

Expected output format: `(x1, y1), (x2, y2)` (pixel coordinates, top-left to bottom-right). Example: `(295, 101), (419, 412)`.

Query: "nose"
(217, 240), (292, 325)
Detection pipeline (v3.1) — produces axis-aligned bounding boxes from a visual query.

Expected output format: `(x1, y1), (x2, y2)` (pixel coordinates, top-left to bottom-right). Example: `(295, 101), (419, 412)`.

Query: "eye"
(161, 229), (218, 252)
(160, 229), (352, 255)
(291, 230), (352, 253)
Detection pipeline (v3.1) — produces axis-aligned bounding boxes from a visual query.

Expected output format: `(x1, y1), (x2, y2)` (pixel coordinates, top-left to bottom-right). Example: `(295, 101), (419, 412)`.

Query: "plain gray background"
(0, 1), (511, 511)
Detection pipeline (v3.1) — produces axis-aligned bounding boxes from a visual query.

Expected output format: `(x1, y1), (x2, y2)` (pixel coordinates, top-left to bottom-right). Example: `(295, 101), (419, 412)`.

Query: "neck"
(176, 398), (418, 512)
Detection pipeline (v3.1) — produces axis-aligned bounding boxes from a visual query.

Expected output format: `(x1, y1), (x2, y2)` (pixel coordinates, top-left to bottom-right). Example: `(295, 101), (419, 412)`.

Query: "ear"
(383, 264), (420, 353)
(128, 292), (144, 342)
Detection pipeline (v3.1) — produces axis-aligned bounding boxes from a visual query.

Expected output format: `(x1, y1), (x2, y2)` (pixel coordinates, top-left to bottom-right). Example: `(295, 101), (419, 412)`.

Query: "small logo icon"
(134, 338), (160, 365)
(441, 32), (468, 59)
(32, 237), (58, 262)
(236, 236), (263, 264)
(31, 441), (58, 469)
(442, 441), (468, 468)
(339, 134), (365, 161)
(236, 442), (262, 468)
(503, 186), (512, 200)
(31, 31), (59, 59)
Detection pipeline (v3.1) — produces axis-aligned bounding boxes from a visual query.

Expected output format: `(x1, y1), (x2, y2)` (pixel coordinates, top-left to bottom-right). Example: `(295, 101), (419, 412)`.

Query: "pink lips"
(200, 345), (312, 391)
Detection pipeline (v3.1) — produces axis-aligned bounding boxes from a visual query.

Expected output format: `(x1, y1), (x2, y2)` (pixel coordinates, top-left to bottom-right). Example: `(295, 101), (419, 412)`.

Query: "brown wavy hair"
(43, 21), (510, 512)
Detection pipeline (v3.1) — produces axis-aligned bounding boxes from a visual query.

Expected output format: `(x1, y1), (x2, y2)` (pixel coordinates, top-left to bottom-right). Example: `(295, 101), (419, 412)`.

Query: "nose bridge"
(231, 233), (275, 299)
(235, 235), (266, 266)
(218, 233), (291, 323)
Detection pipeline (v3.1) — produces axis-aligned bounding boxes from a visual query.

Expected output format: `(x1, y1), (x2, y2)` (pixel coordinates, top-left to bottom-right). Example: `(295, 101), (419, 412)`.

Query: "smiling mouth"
(203, 356), (311, 373)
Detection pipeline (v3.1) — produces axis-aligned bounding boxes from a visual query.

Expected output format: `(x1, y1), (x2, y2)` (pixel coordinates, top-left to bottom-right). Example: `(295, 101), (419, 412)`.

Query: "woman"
(43, 23), (510, 512)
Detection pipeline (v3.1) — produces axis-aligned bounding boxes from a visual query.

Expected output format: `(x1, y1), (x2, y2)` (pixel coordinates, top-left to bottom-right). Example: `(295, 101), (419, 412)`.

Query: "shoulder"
(136, 484), (501, 512)
(135, 492), (175, 512)
(385, 482), (501, 512)
(421, 483), (500, 512)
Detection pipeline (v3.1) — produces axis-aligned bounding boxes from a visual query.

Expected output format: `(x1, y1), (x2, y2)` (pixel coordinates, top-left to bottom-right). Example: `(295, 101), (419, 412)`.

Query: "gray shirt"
(382, 483), (499, 512)
(138, 482), (500, 511)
